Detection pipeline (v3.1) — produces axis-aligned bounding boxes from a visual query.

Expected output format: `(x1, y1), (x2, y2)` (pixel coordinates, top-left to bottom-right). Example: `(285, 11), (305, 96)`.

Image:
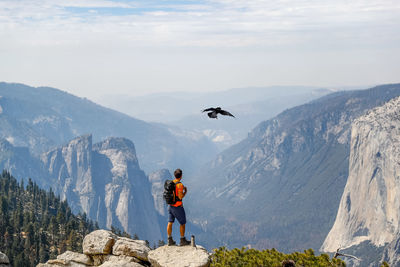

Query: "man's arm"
(182, 186), (187, 198)
(177, 184), (187, 199)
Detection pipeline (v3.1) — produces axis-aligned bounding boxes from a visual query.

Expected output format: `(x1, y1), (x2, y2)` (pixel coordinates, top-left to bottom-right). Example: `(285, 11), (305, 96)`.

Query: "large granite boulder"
(98, 255), (144, 267)
(83, 230), (118, 255)
(112, 237), (151, 261)
(36, 259), (87, 267)
(57, 251), (93, 266)
(148, 245), (210, 267)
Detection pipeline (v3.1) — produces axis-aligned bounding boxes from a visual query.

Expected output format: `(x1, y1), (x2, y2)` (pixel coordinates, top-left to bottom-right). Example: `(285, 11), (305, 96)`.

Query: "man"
(167, 168), (190, 246)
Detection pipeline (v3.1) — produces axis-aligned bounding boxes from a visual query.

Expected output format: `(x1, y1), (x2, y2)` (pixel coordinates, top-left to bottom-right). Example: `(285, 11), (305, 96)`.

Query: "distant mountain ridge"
(188, 84), (400, 252)
(95, 86), (334, 149)
(0, 82), (217, 173)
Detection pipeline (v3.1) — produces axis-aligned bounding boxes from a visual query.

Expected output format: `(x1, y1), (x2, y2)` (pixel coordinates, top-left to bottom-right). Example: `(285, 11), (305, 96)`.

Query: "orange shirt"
(171, 179), (184, 207)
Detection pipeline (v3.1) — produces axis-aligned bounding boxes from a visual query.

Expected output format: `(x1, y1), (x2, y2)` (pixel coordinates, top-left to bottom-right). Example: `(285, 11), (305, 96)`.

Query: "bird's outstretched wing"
(219, 110), (235, 117)
(202, 108), (215, 112)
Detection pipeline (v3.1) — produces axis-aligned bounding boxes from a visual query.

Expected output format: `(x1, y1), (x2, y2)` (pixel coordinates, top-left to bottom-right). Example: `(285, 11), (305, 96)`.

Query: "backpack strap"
(174, 181), (183, 201)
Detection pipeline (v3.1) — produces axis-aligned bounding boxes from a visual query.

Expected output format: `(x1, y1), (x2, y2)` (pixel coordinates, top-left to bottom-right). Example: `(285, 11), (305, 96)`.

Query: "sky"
(0, 0), (399, 98)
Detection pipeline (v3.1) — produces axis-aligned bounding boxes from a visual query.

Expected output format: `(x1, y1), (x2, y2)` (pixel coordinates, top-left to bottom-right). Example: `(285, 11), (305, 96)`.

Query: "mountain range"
(0, 82), (217, 173)
(95, 86), (335, 149)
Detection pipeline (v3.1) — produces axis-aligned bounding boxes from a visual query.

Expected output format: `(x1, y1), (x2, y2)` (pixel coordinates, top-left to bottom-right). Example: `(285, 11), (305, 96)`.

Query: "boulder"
(148, 245), (210, 267)
(91, 255), (107, 266)
(0, 252), (9, 264)
(57, 251), (93, 266)
(98, 255), (144, 267)
(92, 254), (144, 266)
(36, 258), (88, 267)
(36, 264), (54, 267)
(112, 237), (151, 261)
(83, 230), (117, 255)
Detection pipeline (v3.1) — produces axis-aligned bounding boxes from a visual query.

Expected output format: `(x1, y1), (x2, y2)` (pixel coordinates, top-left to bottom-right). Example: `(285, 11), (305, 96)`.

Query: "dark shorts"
(168, 205), (186, 225)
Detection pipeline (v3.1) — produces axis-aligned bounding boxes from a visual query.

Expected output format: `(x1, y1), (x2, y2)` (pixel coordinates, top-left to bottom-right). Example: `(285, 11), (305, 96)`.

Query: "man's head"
(174, 168), (182, 179)
(282, 260), (295, 267)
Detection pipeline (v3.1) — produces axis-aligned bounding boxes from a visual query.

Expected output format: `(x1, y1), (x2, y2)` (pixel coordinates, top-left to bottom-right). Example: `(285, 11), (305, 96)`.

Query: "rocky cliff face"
(41, 135), (162, 242)
(42, 134), (94, 217)
(322, 96), (400, 263)
(0, 138), (50, 188)
(93, 138), (161, 242)
(148, 169), (172, 217)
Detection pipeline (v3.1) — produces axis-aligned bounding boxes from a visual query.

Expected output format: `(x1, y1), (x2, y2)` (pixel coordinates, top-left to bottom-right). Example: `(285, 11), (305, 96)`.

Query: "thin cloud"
(0, 0), (399, 96)
(1, 0), (399, 48)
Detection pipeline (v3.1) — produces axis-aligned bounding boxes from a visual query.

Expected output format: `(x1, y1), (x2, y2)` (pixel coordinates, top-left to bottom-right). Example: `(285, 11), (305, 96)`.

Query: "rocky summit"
(37, 230), (210, 267)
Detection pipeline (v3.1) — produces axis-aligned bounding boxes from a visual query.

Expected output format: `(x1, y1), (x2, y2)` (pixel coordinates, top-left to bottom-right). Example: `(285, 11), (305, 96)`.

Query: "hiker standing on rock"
(164, 168), (191, 246)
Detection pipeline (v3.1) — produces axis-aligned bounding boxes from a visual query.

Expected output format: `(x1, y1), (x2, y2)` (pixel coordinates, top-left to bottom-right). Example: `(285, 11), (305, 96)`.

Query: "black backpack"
(163, 180), (181, 205)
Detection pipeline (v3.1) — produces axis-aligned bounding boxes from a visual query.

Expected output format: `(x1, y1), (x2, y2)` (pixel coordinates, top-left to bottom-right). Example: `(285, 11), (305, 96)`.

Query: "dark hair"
(282, 260), (295, 267)
(174, 169), (182, 179)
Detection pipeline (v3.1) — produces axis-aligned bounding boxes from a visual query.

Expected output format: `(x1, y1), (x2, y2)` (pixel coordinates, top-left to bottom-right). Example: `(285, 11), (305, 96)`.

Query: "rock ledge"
(37, 230), (210, 267)
(148, 245), (210, 267)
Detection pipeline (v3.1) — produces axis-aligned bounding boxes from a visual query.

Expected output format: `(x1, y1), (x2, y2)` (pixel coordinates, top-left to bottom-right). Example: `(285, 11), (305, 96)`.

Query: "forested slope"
(0, 171), (98, 266)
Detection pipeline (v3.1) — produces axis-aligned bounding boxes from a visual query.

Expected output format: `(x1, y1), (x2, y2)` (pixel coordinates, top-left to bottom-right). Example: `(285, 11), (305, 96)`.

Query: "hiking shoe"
(180, 237), (190, 246)
(167, 237), (176, 246)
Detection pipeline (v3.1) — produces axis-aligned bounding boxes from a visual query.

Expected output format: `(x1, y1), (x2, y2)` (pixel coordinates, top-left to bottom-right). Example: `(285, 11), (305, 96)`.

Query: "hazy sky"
(1, 0), (399, 97)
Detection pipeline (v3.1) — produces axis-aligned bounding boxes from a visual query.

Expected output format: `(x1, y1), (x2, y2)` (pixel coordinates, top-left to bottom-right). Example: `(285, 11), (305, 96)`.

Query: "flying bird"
(202, 107), (235, 119)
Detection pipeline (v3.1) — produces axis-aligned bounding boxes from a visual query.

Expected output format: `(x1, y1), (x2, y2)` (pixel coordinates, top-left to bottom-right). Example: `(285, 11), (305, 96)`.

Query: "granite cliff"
(148, 169), (172, 218)
(40, 135), (162, 242)
(322, 96), (400, 265)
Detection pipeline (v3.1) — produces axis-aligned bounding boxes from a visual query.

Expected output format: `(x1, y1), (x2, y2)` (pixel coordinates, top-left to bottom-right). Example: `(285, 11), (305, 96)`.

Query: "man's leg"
(173, 206), (190, 246)
(167, 207), (176, 246)
(167, 222), (176, 246)
(180, 224), (185, 237)
(179, 224), (190, 246)
(167, 222), (173, 237)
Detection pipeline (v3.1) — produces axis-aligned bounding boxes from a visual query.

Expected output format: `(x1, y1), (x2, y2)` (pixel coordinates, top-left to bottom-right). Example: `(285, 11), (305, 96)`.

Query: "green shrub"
(211, 247), (346, 267)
